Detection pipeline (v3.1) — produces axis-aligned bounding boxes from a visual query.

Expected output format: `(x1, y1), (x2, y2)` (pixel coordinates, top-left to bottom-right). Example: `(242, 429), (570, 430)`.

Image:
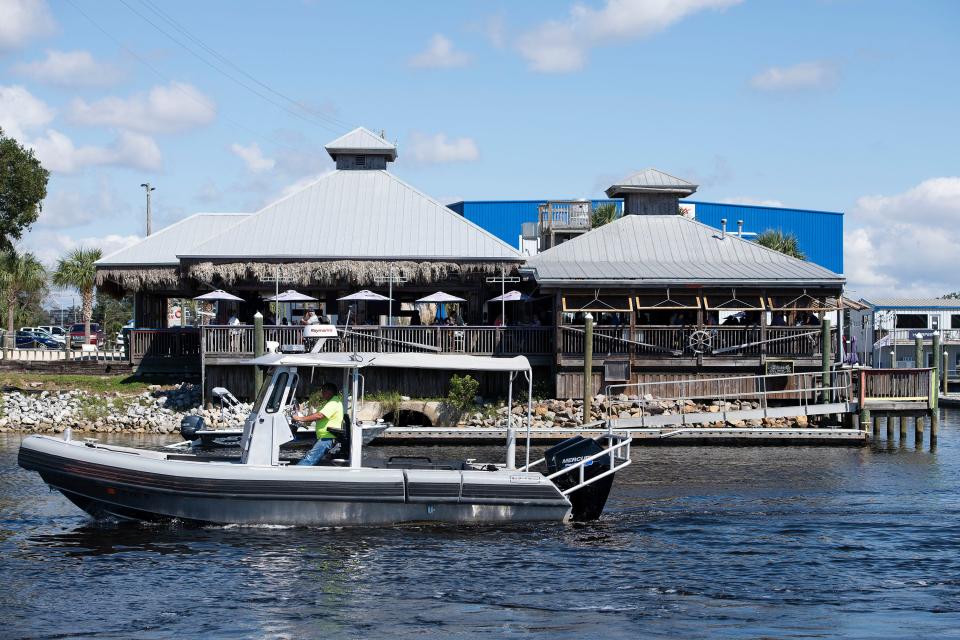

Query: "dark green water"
(1, 414), (959, 639)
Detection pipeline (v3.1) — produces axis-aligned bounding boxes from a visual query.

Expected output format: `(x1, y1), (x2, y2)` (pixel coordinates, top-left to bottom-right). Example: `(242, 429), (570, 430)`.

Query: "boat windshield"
(265, 372), (289, 413)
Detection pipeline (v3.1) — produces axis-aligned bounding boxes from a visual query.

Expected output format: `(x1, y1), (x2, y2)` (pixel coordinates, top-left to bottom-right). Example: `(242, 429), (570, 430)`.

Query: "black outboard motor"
(544, 435), (616, 521)
(180, 415), (206, 441)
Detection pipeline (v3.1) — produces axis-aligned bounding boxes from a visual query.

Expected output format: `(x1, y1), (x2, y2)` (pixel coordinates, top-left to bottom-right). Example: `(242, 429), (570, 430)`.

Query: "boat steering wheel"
(688, 330), (713, 354)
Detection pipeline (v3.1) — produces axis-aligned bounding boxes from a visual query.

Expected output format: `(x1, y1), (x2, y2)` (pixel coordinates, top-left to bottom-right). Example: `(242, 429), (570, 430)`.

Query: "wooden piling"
(932, 333), (941, 447)
(899, 416), (907, 442)
(583, 312), (593, 422)
(915, 335), (924, 369)
(873, 415), (881, 438)
(253, 312), (264, 396)
(860, 408), (871, 436)
(886, 415), (895, 442)
(914, 416), (924, 448)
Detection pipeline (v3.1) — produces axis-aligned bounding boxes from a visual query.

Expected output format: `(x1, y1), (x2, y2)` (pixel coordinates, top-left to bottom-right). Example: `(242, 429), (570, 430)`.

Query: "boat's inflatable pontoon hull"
(18, 436), (572, 526)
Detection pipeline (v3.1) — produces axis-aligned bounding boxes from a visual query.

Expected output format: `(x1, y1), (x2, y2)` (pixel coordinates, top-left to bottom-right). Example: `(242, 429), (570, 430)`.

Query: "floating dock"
(373, 426), (867, 446)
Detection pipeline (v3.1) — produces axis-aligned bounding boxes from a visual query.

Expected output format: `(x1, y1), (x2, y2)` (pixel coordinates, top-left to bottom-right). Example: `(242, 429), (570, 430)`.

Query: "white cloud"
(29, 129), (162, 173)
(408, 132), (479, 164)
(0, 0), (56, 51)
(516, 0), (741, 73)
(408, 34), (471, 69)
(230, 142), (275, 173)
(21, 229), (140, 268)
(13, 49), (124, 88)
(0, 84), (159, 173)
(36, 179), (128, 228)
(844, 177), (960, 298)
(750, 61), (838, 91)
(719, 196), (785, 208)
(68, 81), (216, 134)
(0, 84), (55, 139)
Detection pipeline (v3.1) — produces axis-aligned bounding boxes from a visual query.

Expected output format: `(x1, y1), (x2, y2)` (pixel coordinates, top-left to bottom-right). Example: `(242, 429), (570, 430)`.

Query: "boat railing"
(519, 429), (633, 497)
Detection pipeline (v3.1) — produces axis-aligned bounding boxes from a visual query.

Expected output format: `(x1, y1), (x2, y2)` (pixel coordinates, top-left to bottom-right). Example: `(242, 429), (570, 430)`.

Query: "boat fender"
(180, 415), (206, 441)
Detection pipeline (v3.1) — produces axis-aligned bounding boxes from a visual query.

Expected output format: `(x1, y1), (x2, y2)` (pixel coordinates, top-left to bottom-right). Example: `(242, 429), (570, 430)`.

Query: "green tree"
(755, 229), (806, 260)
(93, 292), (133, 340)
(0, 128), (50, 251)
(591, 203), (620, 228)
(0, 248), (47, 347)
(52, 247), (102, 343)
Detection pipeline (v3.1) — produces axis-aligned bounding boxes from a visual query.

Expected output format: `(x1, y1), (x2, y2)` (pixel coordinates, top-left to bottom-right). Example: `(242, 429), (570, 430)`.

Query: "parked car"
(68, 323), (105, 348)
(15, 329), (61, 349)
(21, 326), (66, 346)
(38, 325), (67, 338)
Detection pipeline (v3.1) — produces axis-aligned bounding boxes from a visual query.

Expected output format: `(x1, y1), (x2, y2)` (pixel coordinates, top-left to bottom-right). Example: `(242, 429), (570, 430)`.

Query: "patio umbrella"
(416, 291), (466, 303)
(265, 289), (318, 302)
(338, 290), (392, 302)
(338, 290), (393, 326)
(417, 291), (467, 323)
(265, 290), (319, 325)
(487, 290), (531, 325)
(193, 290), (244, 326)
(194, 289), (244, 302)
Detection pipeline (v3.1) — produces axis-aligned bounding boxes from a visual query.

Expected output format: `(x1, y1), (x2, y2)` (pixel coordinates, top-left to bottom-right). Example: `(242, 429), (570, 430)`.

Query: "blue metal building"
(448, 199), (844, 274)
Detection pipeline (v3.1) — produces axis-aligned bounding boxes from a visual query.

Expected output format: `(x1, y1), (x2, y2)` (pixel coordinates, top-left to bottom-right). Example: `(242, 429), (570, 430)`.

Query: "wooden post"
(872, 415), (880, 439)
(899, 416), (907, 443)
(821, 318), (832, 402)
(253, 312), (264, 397)
(915, 335), (924, 370)
(886, 415), (895, 442)
(933, 333), (941, 410)
(860, 407), (871, 434)
(914, 415), (924, 449)
(583, 312), (593, 423)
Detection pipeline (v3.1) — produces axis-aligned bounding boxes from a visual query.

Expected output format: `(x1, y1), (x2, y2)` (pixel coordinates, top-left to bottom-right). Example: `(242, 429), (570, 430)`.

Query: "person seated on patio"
(300, 311), (315, 325)
(227, 312), (240, 326)
(307, 310), (320, 325)
(295, 382), (343, 466)
(494, 314), (504, 327)
(281, 316), (290, 325)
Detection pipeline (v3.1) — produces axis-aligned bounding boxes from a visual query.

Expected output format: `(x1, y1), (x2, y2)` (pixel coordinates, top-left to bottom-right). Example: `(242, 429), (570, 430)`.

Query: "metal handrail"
(519, 431), (633, 497)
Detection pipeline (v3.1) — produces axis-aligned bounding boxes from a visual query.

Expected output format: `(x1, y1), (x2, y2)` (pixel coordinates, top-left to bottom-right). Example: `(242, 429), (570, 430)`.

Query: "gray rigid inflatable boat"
(18, 352), (631, 527)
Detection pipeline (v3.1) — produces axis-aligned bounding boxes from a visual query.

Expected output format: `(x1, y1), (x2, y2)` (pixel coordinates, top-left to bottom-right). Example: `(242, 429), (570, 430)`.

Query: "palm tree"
(755, 229), (806, 260)
(0, 248), (47, 349)
(591, 203), (620, 228)
(52, 247), (102, 344)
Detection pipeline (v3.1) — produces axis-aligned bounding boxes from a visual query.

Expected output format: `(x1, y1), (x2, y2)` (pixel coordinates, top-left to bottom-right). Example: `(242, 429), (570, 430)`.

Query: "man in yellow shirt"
(295, 382), (344, 466)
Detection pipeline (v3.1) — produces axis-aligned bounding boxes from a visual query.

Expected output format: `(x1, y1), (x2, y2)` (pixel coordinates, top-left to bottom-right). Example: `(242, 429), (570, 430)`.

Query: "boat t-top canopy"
(244, 352), (532, 372)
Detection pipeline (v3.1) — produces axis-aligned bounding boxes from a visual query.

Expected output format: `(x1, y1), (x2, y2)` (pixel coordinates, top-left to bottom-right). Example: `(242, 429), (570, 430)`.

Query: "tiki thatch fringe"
(187, 260), (513, 286)
(96, 267), (180, 290)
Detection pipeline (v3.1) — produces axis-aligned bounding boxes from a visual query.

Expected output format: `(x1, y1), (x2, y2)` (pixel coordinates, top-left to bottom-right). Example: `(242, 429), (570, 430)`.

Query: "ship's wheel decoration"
(688, 330), (713, 354)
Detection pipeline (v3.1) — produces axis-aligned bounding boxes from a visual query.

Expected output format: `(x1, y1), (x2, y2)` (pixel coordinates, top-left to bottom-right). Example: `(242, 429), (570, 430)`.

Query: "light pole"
(140, 182), (156, 236)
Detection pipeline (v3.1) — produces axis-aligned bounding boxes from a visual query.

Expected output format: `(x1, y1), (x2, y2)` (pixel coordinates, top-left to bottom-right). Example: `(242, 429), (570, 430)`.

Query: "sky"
(1, 0), (958, 305)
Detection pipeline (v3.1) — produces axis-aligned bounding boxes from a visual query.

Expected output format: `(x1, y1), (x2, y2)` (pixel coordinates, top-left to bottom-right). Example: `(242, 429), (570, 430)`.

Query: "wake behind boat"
(18, 348), (631, 526)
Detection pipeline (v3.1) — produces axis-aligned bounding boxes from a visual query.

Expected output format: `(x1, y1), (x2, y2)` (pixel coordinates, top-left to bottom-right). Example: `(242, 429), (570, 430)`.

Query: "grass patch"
(0, 373), (160, 395)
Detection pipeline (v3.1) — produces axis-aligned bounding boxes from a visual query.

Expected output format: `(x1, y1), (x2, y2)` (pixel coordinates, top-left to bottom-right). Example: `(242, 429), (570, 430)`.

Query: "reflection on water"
(2, 413), (960, 638)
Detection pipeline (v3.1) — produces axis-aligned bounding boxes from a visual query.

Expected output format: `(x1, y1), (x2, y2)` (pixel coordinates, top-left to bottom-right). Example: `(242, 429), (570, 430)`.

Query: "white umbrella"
(194, 289), (244, 302)
(487, 290), (530, 303)
(338, 290), (392, 301)
(265, 289), (318, 302)
(265, 290), (318, 326)
(416, 291), (466, 303)
(417, 291), (466, 324)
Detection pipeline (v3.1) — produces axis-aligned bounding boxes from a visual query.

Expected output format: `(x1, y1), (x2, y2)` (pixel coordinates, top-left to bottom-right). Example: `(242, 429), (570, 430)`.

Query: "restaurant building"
(96, 128), (846, 399)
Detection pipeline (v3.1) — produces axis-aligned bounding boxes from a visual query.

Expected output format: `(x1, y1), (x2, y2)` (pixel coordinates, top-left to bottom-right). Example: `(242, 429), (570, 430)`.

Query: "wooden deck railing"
(855, 367), (933, 403)
(560, 325), (833, 358)
(129, 328), (201, 365)
(200, 325), (555, 358)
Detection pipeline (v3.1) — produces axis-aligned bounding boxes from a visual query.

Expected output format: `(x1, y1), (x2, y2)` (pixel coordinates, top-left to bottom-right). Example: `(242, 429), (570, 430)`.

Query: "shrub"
(447, 374), (479, 412)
